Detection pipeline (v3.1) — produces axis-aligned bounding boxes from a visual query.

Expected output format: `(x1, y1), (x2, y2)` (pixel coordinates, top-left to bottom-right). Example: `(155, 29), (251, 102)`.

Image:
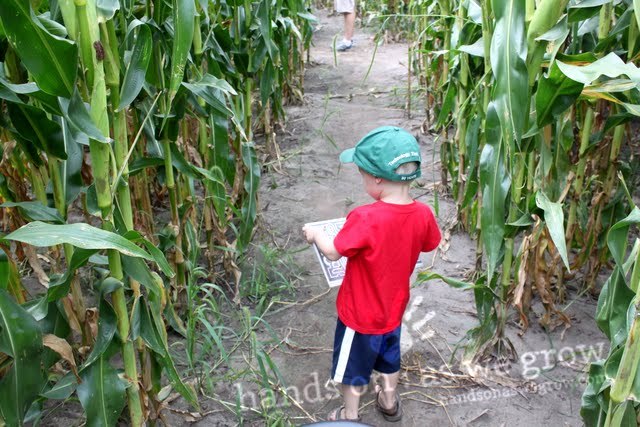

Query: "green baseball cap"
(339, 126), (422, 181)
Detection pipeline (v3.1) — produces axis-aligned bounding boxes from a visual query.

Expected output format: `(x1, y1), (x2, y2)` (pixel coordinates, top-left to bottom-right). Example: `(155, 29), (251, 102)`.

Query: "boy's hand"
(302, 224), (341, 261)
(302, 224), (316, 244)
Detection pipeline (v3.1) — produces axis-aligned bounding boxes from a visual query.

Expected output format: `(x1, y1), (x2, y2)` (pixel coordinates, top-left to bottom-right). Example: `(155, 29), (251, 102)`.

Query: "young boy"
(302, 126), (441, 421)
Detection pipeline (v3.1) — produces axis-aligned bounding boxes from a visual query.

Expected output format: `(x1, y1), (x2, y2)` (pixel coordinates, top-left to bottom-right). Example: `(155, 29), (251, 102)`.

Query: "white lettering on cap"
(388, 151), (419, 166)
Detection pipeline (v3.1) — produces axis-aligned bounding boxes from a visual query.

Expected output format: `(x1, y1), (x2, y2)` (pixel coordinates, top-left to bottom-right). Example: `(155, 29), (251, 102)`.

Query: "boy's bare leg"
(341, 384), (364, 419)
(377, 371), (400, 409)
(343, 12), (355, 41)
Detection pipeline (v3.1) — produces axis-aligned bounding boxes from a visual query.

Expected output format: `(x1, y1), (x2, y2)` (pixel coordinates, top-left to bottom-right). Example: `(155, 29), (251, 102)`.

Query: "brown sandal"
(327, 405), (361, 422)
(375, 389), (403, 422)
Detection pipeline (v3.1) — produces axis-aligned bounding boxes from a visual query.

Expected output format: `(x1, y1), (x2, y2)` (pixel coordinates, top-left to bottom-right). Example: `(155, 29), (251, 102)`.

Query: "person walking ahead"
(302, 126), (442, 421)
(334, 0), (355, 51)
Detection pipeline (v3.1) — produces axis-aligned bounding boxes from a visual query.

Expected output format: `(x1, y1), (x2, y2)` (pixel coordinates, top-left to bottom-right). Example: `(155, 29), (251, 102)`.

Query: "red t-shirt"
(333, 200), (441, 334)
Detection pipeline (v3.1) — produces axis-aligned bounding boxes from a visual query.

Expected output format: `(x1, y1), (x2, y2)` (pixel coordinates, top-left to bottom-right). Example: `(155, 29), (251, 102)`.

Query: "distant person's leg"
(334, 0), (355, 51)
(344, 10), (355, 41)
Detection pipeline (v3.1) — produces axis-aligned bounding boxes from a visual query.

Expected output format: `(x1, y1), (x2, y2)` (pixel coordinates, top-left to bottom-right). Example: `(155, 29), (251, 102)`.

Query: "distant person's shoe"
(335, 39), (353, 51)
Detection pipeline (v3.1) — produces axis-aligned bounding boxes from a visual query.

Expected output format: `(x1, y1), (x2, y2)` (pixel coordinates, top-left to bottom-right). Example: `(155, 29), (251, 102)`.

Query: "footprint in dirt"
(401, 295), (436, 353)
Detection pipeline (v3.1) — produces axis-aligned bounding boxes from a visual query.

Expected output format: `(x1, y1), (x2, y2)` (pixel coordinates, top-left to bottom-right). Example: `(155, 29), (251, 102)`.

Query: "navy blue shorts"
(331, 318), (401, 386)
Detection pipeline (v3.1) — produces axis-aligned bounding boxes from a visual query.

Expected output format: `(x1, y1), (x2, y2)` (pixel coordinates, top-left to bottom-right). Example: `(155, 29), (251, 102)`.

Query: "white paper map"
(305, 217), (424, 287)
(305, 218), (348, 287)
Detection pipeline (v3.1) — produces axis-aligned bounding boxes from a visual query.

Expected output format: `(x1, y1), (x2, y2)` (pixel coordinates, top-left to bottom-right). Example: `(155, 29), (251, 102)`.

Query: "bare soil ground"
(208, 9), (607, 427)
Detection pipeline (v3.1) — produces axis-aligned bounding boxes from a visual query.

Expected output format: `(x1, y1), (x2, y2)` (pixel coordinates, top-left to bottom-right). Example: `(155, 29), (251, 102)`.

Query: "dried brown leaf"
(43, 334), (79, 380)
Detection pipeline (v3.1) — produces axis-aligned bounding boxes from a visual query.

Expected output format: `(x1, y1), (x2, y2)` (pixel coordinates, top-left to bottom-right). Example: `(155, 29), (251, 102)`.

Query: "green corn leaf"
(0, 71), (39, 104)
(297, 11), (318, 22)
(0, 70), (39, 95)
(0, 202), (64, 224)
(594, 7), (634, 52)
(166, 143), (228, 186)
(198, 317), (228, 360)
(36, 13), (69, 38)
(4, 221), (153, 260)
(435, 84), (456, 128)
(535, 16), (569, 42)
(621, 102), (640, 116)
(182, 74), (236, 116)
(610, 310), (640, 406)
(260, 61), (274, 107)
(608, 207), (640, 269)
(539, 17), (570, 71)
(122, 230), (175, 278)
(567, 1), (607, 23)
(139, 300), (164, 355)
(557, 52), (640, 86)
(205, 166), (229, 226)
(168, 0), (195, 105)
(596, 268), (635, 345)
(32, 90), (64, 116)
(0, 86), (24, 104)
(491, 0), (528, 145)
(535, 192), (570, 270)
(508, 213), (535, 227)
(7, 102), (67, 159)
(81, 299), (117, 369)
(416, 271), (480, 290)
(118, 23), (152, 111)
(468, 0), (483, 23)
(257, 0), (279, 62)
(47, 248), (96, 302)
(209, 113), (236, 185)
(0, 289), (46, 426)
(479, 104), (510, 281)
(536, 60), (584, 127)
(96, 0), (120, 21)
(238, 143), (260, 252)
(58, 88), (111, 143)
(187, 73), (236, 95)
(527, 0), (570, 43)
(580, 360), (607, 426)
(0, 248), (9, 290)
(142, 295), (200, 409)
(60, 119), (84, 205)
(461, 116), (481, 209)
(128, 157), (165, 175)
(13, 135), (45, 167)
(121, 257), (162, 298)
(41, 372), (78, 400)
(608, 401), (637, 427)
(458, 38), (485, 57)
(585, 79), (637, 94)
(635, 0), (640, 36)
(77, 351), (126, 427)
(95, 277), (123, 295)
(0, 0), (77, 97)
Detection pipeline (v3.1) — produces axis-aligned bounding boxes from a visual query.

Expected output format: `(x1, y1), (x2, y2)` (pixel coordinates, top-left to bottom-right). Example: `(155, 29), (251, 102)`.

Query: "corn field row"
(360, 0), (640, 425)
(0, 0), (314, 425)
(3, 0), (640, 425)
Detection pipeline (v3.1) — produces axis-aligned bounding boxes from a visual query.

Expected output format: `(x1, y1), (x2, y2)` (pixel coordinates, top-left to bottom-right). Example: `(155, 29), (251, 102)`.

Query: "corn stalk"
(0, 0), (315, 424)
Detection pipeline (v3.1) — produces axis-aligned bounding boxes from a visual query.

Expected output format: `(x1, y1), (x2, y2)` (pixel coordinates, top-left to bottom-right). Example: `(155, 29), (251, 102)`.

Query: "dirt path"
(198, 10), (606, 427)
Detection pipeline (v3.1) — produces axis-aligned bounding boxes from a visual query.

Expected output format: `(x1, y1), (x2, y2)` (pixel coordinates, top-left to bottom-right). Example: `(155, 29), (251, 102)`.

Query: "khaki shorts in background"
(335, 0), (355, 13)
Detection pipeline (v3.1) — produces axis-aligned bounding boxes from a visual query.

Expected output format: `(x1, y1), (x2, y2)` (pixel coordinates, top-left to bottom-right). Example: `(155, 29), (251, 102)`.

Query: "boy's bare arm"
(302, 225), (342, 261)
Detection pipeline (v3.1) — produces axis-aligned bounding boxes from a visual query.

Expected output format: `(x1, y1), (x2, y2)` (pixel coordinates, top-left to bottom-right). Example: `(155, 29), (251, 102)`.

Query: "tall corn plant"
(0, 0), (314, 424)
(582, 189), (640, 426)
